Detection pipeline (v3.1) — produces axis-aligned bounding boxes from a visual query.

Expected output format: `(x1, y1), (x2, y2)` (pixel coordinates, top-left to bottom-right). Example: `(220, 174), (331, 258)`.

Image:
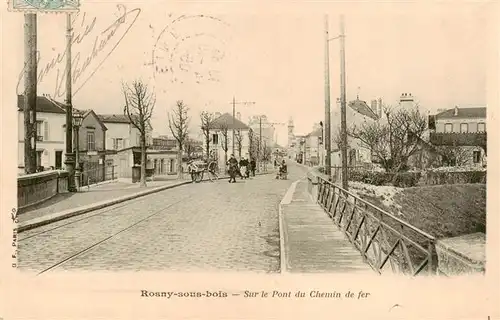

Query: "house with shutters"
(17, 95), (67, 173)
(209, 112), (251, 170)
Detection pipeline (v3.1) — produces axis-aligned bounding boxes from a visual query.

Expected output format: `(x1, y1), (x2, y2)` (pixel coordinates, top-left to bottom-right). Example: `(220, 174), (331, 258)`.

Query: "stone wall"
(435, 233), (485, 276)
(18, 170), (69, 210)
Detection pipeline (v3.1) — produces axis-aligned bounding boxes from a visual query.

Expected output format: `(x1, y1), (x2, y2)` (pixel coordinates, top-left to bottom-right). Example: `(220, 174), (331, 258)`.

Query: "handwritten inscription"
(17, 5), (140, 98)
(151, 14), (230, 85)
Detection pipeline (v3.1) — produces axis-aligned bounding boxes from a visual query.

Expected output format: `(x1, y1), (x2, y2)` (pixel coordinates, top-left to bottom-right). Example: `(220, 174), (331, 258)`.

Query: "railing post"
(428, 239), (435, 275)
(112, 166), (115, 180)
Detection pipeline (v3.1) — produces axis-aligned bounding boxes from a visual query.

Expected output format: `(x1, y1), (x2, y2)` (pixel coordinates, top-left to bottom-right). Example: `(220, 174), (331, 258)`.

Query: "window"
(44, 122), (49, 140)
(212, 133), (219, 144)
(36, 151), (42, 167)
(87, 132), (95, 151)
(113, 138), (123, 150)
(478, 123), (486, 132)
(473, 150), (481, 164)
(460, 123), (469, 133)
(36, 121), (44, 141)
(444, 123), (453, 133)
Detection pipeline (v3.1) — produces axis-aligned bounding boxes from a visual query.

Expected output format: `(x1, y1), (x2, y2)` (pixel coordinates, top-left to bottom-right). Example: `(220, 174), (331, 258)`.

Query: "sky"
(3, 1), (495, 146)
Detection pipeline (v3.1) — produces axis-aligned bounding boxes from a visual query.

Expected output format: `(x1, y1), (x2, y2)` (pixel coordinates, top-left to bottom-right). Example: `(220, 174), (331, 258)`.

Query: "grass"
(356, 183), (486, 239)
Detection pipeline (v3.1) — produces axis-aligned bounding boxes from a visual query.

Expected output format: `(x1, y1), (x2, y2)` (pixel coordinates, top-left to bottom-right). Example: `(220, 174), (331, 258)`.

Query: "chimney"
(371, 99), (377, 115)
(454, 106), (459, 116)
(378, 98), (383, 117)
(236, 112), (241, 120)
(400, 92), (414, 108)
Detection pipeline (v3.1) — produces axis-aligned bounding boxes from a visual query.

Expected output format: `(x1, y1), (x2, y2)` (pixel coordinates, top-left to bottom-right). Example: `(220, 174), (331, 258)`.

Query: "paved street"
(18, 164), (309, 273)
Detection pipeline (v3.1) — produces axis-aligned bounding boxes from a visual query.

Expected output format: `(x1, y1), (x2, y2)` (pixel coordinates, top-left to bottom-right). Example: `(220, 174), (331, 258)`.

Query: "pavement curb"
(17, 172), (273, 233)
(16, 180), (192, 233)
(278, 179), (300, 274)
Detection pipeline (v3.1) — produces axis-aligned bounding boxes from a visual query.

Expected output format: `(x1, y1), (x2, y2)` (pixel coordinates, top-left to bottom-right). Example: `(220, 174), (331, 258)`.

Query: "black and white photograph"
(1, 0), (497, 319)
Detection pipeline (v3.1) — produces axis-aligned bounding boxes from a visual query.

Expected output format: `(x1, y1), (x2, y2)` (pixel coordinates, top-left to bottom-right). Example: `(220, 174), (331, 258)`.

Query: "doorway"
(55, 151), (62, 169)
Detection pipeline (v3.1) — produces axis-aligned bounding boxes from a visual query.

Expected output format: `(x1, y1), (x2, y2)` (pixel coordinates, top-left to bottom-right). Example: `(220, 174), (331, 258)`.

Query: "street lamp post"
(72, 110), (84, 191)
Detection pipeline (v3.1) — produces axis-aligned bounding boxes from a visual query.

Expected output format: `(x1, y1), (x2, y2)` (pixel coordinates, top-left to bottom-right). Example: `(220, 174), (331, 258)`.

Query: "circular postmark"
(152, 14), (231, 85)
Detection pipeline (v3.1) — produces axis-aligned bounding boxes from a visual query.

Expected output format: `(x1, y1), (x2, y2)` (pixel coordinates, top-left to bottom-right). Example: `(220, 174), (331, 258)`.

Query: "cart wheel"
(195, 172), (203, 183)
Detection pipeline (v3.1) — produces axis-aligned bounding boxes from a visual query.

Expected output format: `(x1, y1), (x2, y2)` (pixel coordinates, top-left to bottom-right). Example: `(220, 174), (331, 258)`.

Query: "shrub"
(424, 170), (486, 185)
(393, 172), (421, 188)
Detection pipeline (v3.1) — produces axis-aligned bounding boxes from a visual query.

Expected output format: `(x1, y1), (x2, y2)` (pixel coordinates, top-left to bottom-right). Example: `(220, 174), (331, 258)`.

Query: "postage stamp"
(8, 0), (80, 12)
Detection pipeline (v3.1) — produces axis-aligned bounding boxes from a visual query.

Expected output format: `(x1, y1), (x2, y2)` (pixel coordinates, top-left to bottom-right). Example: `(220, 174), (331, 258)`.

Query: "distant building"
(330, 97), (380, 167)
(428, 106), (487, 167)
(209, 112), (251, 169)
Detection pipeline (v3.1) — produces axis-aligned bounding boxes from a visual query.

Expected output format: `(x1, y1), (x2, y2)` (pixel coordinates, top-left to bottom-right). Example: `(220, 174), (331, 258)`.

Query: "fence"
(80, 165), (118, 187)
(312, 175), (436, 276)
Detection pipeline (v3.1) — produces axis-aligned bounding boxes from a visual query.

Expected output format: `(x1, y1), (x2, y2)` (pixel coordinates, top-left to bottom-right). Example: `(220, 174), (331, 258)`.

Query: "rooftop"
(17, 95), (67, 114)
(210, 113), (249, 130)
(435, 107), (486, 119)
(98, 114), (138, 124)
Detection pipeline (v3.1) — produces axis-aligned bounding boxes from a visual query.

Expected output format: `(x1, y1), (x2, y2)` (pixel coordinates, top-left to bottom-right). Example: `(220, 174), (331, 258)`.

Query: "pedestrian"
(239, 157), (249, 179)
(227, 154), (239, 183)
(250, 158), (256, 177)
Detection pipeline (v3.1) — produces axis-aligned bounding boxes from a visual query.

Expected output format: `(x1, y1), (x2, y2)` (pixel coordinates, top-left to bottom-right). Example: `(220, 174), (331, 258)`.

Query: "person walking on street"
(250, 158), (256, 177)
(239, 157), (249, 179)
(227, 154), (239, 183)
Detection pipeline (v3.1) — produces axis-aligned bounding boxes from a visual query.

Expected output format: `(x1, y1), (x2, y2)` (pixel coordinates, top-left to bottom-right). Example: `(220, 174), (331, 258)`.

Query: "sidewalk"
(18, 176), (191, 224)
(279, 178), (372, 274)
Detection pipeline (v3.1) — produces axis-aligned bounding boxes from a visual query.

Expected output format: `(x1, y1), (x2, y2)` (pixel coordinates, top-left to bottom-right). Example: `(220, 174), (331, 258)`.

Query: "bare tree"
(235, 129), (243, 159)
(200, 111), (214, 160)
(219, 122), (229, 170)
(122, 80), (156, 187)
(184, 137), (195, 161)
(348, 104), (427, 173)
(168, 100), (190, 178)
(248, 128), (255, 160)
(437, 144), (470, 167)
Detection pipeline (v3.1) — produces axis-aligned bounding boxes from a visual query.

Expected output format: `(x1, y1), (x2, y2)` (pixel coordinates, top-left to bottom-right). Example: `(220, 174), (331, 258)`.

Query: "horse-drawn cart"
(189, 160), (207, 183)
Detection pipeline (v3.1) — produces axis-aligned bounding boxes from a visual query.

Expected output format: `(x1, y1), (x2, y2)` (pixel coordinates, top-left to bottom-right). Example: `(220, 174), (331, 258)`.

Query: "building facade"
(17, 95), (67, 173)
(209, 113), (251, 170)
(429, 106), (487, 167)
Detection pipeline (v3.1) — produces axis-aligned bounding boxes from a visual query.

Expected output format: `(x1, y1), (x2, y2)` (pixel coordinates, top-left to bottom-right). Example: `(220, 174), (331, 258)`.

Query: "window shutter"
(44, 122), (49, 140)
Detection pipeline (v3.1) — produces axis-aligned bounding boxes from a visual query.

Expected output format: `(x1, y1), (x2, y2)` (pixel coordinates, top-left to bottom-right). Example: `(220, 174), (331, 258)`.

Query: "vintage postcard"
(1, 0), (499, 319)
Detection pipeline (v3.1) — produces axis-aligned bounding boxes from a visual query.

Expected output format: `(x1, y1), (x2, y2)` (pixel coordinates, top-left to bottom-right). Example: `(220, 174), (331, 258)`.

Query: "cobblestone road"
(18, 165), (308, 273)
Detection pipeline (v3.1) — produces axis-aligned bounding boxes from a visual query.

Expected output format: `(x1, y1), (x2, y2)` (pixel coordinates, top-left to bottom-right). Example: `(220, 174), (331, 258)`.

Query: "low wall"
(18, 170), (69, 210)
(435, 233), (485, 276)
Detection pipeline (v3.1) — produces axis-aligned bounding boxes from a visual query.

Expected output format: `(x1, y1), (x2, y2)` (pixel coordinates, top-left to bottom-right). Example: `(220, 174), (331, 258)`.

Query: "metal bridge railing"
(312, 175), (436, 276)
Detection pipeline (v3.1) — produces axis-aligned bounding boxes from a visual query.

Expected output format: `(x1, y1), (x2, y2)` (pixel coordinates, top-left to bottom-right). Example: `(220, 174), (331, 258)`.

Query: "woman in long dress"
(227, 154), (239, 183)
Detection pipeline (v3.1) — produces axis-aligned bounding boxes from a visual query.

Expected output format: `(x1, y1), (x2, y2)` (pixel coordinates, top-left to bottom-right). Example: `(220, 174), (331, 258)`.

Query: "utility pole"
(339, 15), (348, 190)
(229, 97), (255, 156)
(259, 116), (262, 171)
(64, 13), (76, 192)
(324, 15), (332, 178)
(24, 13), (38, 174)
(232, 96), (235, 155)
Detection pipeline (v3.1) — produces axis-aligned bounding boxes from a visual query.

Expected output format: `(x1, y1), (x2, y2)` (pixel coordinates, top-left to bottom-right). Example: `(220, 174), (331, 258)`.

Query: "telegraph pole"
(339, 15), (348, 190)
(24, 13), (37, 174)
(324, 15), (332, 178)
(232, 96), (235, 155)
(229, 97), (255, 156)
(259, 116), (262, 171)
(64, 13), (76, 192)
